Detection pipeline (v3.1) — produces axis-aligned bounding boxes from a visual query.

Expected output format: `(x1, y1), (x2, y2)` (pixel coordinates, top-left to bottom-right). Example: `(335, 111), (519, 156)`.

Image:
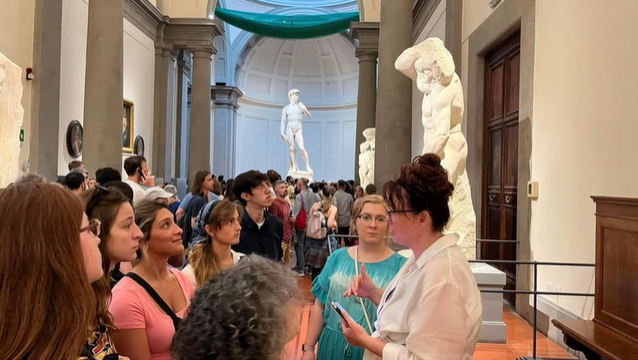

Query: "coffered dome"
(236, 34), (359, 106)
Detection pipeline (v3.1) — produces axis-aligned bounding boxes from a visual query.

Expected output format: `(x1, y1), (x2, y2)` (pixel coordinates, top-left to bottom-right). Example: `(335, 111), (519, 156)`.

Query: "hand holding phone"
(331, 301), (350, 327)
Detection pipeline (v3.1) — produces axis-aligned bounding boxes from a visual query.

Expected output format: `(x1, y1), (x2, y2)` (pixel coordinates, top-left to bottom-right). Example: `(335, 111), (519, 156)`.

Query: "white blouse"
(181, 250), (245, 287)
(363, 234), (482, 360)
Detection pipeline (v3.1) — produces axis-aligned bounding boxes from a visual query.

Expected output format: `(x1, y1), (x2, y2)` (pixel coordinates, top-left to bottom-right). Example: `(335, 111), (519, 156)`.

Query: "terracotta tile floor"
(283, 276), (576, 360)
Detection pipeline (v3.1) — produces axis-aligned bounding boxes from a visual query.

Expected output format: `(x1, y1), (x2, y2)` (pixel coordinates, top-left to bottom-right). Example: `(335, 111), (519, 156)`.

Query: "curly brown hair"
(171, 255), (302, 360)
(382, 153), (454, 231)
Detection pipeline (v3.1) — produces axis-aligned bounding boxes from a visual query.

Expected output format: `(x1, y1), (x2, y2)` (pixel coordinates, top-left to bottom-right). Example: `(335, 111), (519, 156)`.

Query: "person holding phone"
(340, 154), (482, 360)
(301, 195), (406, 360)
(123, 156), (154, 205)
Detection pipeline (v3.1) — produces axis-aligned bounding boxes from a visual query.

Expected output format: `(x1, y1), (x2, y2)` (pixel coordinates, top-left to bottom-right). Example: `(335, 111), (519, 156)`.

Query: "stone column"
(175, 50), (192, 179)
(83, 0), (123, 172)
(162, 18), (222, 184)
(30, 0), (63, 180)
(350, 21), (379, 185)
(152, 37), (177, 181)
(188, 48), (214, 181)
(374, 0), (413, 188)
(211, 86), (242, 178)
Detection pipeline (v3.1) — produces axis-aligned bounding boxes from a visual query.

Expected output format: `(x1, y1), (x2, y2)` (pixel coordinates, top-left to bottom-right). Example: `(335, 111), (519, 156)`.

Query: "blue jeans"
(293, 229), (306, 272)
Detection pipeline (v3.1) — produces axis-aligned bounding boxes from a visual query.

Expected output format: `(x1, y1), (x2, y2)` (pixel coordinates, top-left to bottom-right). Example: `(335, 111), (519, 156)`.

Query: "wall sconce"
(26, 67), (34, 81)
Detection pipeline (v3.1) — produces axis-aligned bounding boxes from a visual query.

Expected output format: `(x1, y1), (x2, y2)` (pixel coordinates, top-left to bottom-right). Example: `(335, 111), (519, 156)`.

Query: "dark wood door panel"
(481, 30), (521, 305)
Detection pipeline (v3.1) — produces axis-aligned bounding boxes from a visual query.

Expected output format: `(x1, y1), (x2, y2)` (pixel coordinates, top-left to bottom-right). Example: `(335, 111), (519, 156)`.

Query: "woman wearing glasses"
(0, 183), (103, 360)
(79, 186), (144, 359)
(340, 154), (482, 360)
(301, 195), (406, 360)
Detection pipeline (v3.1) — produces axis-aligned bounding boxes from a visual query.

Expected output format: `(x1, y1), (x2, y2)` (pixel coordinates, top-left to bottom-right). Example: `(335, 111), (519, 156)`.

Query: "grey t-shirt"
(332, 189), (353, 227)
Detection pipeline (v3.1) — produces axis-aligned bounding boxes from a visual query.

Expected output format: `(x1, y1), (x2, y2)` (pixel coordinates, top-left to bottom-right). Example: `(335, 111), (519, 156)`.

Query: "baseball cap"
(144, 187), (173, 201)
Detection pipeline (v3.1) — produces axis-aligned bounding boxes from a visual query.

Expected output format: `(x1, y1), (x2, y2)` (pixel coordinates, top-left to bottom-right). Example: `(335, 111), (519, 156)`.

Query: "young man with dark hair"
(65, 171), (86, 196)
(123, 155), (153, 204)
(232, 170), (283, 262)
(95, 167), (122, 185)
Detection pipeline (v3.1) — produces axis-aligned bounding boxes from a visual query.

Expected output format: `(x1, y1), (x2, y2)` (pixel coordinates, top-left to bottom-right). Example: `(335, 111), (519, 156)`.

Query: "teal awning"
(215, 8), (359, 40)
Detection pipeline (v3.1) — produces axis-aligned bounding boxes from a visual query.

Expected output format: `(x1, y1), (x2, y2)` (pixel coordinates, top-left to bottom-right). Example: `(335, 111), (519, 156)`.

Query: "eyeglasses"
(357, 214), (388, 225)
(80, 218), (101, 237)
(85, 185), (111, 216)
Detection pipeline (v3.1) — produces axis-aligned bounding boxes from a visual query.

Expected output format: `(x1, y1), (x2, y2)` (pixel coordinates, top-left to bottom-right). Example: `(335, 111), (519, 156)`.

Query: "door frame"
(463, 0), (535, 319)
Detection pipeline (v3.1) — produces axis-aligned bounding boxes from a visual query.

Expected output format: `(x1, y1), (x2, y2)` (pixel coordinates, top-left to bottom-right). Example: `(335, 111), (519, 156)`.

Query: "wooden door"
(481, 31), (520, 305)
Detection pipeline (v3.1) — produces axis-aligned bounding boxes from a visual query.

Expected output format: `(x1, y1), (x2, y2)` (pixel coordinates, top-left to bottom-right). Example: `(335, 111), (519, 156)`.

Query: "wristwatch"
(301, 344), (315, 352)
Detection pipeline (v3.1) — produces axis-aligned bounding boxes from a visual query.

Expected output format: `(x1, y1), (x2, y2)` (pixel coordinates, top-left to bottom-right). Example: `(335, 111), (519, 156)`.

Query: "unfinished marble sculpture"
(358, 128), (375, 188)
(281, 89), (313, 180)
(395, 37), (476, 259)
(0, 53), (24, 188)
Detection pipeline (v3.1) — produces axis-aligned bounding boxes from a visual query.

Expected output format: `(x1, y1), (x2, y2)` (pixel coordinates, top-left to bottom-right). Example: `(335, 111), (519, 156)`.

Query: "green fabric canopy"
(215, 8), (359, 40)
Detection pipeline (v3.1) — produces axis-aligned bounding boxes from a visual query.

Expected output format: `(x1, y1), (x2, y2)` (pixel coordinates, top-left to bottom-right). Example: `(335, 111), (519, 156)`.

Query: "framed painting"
(122, 99), (134, 153)
(134, 135), (145, 157)
(65, 120), (83, 158)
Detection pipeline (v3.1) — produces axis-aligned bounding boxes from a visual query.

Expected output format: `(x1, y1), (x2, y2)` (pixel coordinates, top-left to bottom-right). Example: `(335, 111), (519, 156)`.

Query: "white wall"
(57, 0), (155, 176)
(58, 0), (88, 175)
(236, 99), (357, 181)
(411, 0), (446, 159)
(0, 0), (36, 172)
(122, 18), (156, 174)
(531, 0), (638, 318)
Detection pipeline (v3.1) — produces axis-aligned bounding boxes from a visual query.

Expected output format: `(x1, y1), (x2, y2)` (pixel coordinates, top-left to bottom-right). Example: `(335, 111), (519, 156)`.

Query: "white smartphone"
(331, 301), (350, 327)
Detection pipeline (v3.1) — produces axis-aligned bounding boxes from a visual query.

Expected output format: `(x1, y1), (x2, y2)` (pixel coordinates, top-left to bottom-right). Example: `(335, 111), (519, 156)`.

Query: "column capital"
(211, 85), (243, 110)
(162, 17), (224, 55)
(154, 42), (178, 58)
(355, 51), (379, 62)
(350, 21), (380, 56)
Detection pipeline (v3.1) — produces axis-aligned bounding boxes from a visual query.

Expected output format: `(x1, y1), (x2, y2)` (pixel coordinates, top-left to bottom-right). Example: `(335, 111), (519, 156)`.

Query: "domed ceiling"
(236, 34), (358, 106)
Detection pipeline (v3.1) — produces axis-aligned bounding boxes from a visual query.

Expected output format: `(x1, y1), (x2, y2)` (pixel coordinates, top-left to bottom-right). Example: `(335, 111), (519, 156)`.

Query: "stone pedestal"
(83, 0), (124, 172)
(472, 262), (507, 343)
(350, 22), (379, 185)
(211, 85), (242, 178)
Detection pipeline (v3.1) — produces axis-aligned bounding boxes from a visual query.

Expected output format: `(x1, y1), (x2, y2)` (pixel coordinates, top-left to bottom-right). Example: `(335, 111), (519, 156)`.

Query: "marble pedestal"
(471, 262), (507, 343)
(397, 250), (507, 343)
(287, 170), (313, 182)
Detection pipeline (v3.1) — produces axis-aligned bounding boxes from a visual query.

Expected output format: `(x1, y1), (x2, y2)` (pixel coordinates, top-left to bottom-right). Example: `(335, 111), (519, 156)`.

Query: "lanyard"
(355, 246), (374, 334)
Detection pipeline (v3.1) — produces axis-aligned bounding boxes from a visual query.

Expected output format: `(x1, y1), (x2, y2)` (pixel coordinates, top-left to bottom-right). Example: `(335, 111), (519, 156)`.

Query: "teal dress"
(311, 247), (407, 360)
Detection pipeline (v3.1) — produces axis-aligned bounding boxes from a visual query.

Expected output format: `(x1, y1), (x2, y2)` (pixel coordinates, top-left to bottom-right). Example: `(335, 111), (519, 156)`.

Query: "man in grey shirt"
(332, 179), (354, 246)
(292, 177), (320, 276)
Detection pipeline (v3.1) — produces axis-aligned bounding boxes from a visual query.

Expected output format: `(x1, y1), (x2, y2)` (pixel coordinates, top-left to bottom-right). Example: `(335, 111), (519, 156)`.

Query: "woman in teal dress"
(301, 195), (407, 360)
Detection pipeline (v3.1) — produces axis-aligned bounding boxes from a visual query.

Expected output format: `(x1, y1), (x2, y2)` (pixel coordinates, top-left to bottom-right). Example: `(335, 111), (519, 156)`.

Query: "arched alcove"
(234, 34), (358, 181)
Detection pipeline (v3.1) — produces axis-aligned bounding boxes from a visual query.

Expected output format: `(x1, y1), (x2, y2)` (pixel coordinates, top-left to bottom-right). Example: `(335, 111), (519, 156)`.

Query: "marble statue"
(0, 52), (25, 188)
(395, 37), (477, 260)
(281, 89), (313, 179)
(358, 128), (375, 188)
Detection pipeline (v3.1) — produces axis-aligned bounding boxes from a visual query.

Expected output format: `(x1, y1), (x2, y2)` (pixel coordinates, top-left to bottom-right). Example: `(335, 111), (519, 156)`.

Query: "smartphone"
(331, 301), (349, 327)
(137, 167), (146, 181)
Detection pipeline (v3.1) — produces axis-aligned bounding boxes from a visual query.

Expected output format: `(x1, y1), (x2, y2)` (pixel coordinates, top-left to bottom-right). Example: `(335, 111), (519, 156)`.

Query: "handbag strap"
(355, 246), (374, 334)
(125, 273), (181, 330)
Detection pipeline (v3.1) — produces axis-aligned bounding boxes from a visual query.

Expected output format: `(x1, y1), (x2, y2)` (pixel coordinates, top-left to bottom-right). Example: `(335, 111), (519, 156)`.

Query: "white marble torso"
(0, 53), (25, 188)
(395, 37), (477, 259)
(358, 127), (375, 188)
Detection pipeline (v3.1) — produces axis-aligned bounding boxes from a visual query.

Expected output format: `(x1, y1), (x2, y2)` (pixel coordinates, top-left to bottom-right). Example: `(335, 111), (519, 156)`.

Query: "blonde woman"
(182, 200), (245, 287)
(301, 195), (407, 360)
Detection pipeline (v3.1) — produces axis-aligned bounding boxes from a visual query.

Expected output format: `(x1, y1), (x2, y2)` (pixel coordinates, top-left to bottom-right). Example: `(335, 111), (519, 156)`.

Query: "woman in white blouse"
(340, 153), (482, 360)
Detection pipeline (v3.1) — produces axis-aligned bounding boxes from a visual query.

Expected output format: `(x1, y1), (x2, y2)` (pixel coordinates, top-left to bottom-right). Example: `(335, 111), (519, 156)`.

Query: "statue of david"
(280, 89), (313, 176)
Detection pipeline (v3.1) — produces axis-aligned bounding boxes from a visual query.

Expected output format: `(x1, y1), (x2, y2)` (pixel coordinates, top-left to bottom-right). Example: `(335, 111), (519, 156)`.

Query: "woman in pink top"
(109, 199), (195, 360)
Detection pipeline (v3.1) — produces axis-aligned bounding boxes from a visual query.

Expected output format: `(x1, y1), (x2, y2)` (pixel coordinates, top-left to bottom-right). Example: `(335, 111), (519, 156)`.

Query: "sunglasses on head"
(85, 185), (111, 216)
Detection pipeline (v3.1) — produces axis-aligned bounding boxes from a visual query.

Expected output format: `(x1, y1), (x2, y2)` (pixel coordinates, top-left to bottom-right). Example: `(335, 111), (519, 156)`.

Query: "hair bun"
(409, 153), (454, 197)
